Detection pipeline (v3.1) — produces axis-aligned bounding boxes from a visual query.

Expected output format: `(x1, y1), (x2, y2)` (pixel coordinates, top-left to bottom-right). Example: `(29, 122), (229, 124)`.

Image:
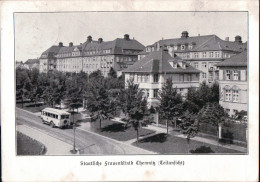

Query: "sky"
(14, 12), (248, 62)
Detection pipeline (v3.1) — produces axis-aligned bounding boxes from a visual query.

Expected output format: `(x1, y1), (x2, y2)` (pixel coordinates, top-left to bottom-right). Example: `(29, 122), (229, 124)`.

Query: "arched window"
(224, 85), (232, 101)
(232, 85), (241, 102)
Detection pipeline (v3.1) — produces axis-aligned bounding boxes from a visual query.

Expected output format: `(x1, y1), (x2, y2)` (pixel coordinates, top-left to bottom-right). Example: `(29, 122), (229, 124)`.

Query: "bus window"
(61, 115), (66, 119)
(66, 115), (70, 119)
(47, 113), (50, 117)
(55, 115), (58, 119)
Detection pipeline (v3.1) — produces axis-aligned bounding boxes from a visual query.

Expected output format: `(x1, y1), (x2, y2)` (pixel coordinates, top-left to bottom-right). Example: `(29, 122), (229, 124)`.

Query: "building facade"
(24, 59), (40, 70)
(138, 31), (247, 84)
(40, 34), (145, 76)
(123, 48), (201, 108)
(217, 51), (248, 116)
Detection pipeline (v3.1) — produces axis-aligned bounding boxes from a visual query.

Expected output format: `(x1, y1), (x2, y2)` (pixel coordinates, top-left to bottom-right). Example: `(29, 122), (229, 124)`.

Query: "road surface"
(16, 108), (155, 155)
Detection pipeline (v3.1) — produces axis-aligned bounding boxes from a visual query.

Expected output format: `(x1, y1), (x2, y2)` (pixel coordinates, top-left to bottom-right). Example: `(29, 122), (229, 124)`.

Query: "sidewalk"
(17, 125), (75, 155)
(112, 117), (247, 153)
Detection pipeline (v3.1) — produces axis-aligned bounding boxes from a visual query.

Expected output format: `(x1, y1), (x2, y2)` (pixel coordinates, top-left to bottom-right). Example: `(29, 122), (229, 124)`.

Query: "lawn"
(80, 118), (155, 141)
(16, 102), (48, 113)
(132, 133), (243, 154)
(17, 131), (46, 155)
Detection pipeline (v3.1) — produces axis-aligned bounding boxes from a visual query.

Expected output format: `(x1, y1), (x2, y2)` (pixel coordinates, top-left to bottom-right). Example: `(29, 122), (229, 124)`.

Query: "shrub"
(190, 146), (214, 153)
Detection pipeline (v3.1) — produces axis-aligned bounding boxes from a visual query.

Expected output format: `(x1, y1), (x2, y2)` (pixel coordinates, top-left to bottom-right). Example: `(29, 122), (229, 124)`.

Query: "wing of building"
(140, 31), (247, 84)
(123, 48), (201, 107)
(24, 59), (40, 70)
(216, 51), (248, 116)
(39, 34), (145, 76)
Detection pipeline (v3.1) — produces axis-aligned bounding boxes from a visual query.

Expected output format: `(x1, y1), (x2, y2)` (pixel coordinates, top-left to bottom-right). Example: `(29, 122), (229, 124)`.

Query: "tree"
(159, 78), (183, 134)
(196, 102), (228, 140)
(108, 67), (117, 79)
(119, 80), (153, 142)
(86, 77), (115, 129)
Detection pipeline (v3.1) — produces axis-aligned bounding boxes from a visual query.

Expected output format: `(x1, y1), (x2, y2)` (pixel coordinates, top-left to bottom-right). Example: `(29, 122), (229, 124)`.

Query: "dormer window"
(181, 45), (185, 50)
(188, 45), (193, 50)
(174, 45), (178, 50)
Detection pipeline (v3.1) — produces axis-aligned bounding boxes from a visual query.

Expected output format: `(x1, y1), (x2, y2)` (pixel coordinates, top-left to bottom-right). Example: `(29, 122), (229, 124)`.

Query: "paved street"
(16, 108), (155, 155)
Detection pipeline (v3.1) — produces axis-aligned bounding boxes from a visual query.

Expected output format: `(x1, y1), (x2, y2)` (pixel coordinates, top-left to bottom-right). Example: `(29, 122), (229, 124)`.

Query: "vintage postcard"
(1, 0), (259, 181)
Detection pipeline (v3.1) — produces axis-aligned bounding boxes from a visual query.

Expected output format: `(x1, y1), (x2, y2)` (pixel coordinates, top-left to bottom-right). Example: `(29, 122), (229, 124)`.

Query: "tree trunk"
(136, 128), (139, 143)
(166, 120), (169, 135)
(99, 118), (102, 129)
(21, 97), (24, 108)
(175, 118), (177, 128)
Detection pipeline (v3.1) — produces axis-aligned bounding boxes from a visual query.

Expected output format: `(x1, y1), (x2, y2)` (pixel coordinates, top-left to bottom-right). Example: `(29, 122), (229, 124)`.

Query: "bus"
(41, 108), (71, 128)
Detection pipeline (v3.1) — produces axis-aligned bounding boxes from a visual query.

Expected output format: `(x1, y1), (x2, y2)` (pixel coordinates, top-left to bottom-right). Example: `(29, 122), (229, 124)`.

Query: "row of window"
(224, 70), (246, 81)
(42, 111), (69, 119)
(84, 49), (111, 55)
(175, 51), (221, 59)
(224, 89), (240, 102)
(130, 73), (198, 83)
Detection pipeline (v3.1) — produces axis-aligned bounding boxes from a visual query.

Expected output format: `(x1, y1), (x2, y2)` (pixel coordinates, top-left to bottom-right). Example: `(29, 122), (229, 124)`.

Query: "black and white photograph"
(15, 11), (249, 155)
(1, 1), (259, 181)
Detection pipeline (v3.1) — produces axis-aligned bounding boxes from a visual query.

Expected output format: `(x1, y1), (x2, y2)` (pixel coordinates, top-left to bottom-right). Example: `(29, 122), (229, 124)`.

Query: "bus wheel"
(50, 121), (54, 128)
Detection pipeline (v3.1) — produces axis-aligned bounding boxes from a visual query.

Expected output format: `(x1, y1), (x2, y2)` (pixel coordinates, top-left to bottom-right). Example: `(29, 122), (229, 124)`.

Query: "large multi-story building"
(138, 31), (247, 84)
(217, 51), (248, 116)
(39, 34), (145, 76)
(123, 48), (201, 108)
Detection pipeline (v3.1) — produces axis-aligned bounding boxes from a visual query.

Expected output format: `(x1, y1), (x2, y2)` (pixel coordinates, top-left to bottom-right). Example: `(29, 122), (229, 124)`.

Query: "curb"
(77, 127), (157, 154)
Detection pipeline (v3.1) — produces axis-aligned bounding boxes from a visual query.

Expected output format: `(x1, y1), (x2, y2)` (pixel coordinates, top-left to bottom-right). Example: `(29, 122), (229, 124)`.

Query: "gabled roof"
(123, 49), (201, 74)
(217, 51), (247, 67)
(152, 35), (247, 53)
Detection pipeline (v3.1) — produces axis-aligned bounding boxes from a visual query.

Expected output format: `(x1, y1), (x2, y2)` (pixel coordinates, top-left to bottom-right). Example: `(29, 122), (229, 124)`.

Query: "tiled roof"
(81, 38), (145, 56)
(41, 45), (62, 55)
(24, 59), (39, 64)
(137, 49), (149, 55)
(217, 51), (247, 67)
(152, 35), (247, 53)
(123, 49), (201, 74)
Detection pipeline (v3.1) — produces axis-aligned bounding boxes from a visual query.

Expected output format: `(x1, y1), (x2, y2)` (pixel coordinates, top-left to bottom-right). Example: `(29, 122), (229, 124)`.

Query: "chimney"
(87, 35), (92, 42)
(124, 34), (130, 40)
(235, 35), (242, 43)
(225, 37), (229, 41)
(98, 38), (103, 43)
(181, 31), (189, 38)
(69, 42), (73, 47)
(58, 42), (63, 47)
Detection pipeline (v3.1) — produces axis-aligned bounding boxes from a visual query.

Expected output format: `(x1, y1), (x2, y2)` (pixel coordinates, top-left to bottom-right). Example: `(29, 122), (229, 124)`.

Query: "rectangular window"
(179, 74), (184, 82)
(188, 45), (193, 50)
(153, 89), (159, 98)
(153, 74), (159, 83)
(187, 53), (190, 58)
(202, 62), (207, 68)
(225, 90), (231, 101)
(233, 70), (239, 80)
(203, 52), (207, 58)
(209, 52), (214, 58)
(215, 52), (220, 58)
(226, 70), (231, 80)
(194, 53), (198, 58)
(202, 73), (207, 79)
(194, 62), (198, 68)
(233, 90), (239, 102)
(147, 89), (150, 98)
